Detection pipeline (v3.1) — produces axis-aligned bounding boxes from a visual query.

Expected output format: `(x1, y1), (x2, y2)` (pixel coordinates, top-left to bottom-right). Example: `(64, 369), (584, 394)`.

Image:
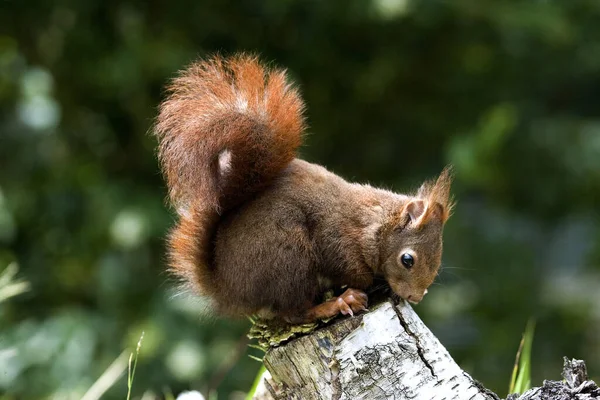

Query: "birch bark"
(254, 299), (499, 400)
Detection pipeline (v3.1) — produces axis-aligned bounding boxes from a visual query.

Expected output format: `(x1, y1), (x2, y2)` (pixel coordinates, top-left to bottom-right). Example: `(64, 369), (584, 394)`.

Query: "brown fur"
(153, 54), (454, 321)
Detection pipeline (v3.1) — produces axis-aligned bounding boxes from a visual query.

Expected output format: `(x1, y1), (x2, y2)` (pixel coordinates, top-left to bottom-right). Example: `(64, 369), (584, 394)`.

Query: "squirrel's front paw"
(336, 288), (368, 317)
(297, 288), (369, 323)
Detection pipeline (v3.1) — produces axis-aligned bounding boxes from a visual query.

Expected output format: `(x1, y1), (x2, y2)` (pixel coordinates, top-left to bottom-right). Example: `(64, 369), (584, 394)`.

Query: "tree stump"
(254, 299), (499, 399)
(252, 299), (599, 399)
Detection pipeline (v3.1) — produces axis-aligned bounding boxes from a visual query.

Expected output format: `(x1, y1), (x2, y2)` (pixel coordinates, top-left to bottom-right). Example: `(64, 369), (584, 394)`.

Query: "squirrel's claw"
(337, 297), (354, 316)
(338, 288), (368, 317)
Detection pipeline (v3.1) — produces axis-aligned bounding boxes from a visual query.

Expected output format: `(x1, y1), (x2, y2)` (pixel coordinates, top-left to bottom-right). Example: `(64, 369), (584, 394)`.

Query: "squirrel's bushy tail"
(153, 54), (305, 294)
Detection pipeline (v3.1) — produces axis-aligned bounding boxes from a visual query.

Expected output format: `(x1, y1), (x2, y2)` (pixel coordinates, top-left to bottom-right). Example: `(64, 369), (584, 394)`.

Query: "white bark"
(254, 299), (499, 400)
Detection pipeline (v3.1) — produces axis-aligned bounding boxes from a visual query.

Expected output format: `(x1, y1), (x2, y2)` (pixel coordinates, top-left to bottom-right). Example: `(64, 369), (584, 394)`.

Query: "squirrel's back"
(153, 54), (306, 294)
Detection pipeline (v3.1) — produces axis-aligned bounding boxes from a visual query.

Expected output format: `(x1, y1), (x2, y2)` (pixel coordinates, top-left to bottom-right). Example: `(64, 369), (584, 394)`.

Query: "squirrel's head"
(380, 167), (454, 304)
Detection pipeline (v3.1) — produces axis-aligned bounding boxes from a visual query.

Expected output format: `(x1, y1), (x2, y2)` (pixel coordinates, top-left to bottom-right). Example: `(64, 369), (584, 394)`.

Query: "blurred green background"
(1, 0), (600, 399)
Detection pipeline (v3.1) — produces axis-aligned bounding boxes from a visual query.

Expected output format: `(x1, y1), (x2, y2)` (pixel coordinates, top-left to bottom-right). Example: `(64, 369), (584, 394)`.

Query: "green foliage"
(509, 320), (535, 395)
(1, 0), (600, 398)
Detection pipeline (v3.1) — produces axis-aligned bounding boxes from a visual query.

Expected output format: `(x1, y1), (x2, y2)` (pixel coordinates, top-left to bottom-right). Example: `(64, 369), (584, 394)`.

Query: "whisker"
(438, 270), (462, 279)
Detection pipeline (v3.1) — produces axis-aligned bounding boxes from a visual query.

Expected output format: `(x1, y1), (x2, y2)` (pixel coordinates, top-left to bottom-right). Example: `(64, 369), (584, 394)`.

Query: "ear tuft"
(416, 165), (455, 223)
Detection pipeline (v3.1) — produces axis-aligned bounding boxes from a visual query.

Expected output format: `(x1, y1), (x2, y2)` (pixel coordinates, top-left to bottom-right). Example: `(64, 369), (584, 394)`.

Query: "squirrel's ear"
(405, 200), (426, 223)
(405, 200), (445, 227)
(418, 202), (445, 225)
(415, 166), (455, 224)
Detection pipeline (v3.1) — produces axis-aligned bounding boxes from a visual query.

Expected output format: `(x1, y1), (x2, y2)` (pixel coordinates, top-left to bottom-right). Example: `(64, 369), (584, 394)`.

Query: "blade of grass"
(127, 331), (145, 400)
(245, 365), (267, 400)
(247, 344), (266, 352)
(0, 262), (18, 287)
(509, 319), (535, 395)
(81, 350), (129, 400)
(163, 387), (176, 400)
(515, 320), (535, 393)
(0, 262), (30, 303)
(508, 335), (525, 393)
(0, 281), (30, 303)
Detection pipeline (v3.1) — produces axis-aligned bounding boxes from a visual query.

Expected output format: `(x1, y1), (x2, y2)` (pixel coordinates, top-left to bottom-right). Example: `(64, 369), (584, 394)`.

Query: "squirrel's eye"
(401, 253), (414, 269)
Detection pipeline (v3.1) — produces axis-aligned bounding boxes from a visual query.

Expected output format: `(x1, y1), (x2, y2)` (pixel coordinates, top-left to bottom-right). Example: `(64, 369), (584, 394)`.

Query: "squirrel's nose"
(407, 294), (422, 304)
(408, 289), (428, 304)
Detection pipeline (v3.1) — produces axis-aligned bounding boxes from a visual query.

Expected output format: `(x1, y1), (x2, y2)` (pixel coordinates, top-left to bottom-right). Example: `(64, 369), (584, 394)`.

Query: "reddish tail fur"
(153, 54), (305, 294)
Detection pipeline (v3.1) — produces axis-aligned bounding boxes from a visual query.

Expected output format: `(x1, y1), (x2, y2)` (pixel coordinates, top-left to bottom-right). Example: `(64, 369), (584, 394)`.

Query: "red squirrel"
(153, 54), (454, 323)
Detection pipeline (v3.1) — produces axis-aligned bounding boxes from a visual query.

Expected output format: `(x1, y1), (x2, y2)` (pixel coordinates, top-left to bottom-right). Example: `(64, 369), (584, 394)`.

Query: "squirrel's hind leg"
(285, 288), (368, 324)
